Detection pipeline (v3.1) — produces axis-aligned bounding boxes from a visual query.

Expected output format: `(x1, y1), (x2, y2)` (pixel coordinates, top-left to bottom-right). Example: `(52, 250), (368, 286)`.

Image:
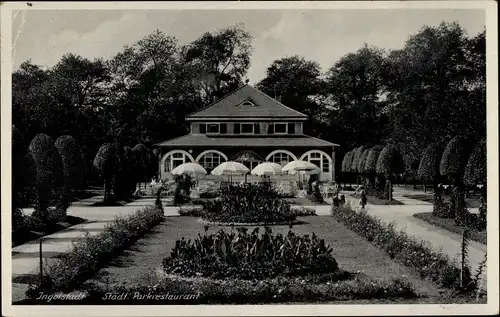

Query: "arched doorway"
(233, 150), (264, 171)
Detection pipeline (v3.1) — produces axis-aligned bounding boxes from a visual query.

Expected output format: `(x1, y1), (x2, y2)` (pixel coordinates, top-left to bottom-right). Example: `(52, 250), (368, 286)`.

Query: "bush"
(199, 190), (220, 198)
(173, 174), (195, 205)
(357, 149), (370, 174)
(28, 134), (64, 222)
(331, 204), (474, 291)
(351, 146), (366, 172)
(418, 144), (443, 184)
(27, 205), (164, 297)
(77, 273), (416, 304)
(93, 143), (117, 202)
(201, 183), (296, 224)
(341, 150), (354, 173)
(440, 136), (473, 184)
(163, 227), (342, 280)
(291, 207), (316, 216)
(55, 135), (84, 209)
(178, 206), (204, 217)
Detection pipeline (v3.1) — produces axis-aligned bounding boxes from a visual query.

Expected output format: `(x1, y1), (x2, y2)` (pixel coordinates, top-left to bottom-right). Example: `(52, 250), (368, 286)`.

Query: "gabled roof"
(186, 85), (308, 120)
(155, 134), (338, 147)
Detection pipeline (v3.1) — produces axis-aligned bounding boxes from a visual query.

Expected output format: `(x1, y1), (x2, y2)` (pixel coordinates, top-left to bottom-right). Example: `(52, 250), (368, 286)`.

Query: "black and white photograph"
(1, 1), (498, 316)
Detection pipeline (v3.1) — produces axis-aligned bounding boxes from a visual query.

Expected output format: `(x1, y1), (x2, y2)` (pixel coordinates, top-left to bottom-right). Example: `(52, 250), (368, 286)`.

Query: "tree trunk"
(388, 178), (392, 202)
(103, 181), (107, 202)
(453, 184), (466, 226)
(423, 183), (426, 193)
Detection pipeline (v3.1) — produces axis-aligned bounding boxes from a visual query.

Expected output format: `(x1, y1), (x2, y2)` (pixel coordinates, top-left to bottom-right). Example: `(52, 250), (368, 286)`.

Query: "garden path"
(339, 188), (487, 291)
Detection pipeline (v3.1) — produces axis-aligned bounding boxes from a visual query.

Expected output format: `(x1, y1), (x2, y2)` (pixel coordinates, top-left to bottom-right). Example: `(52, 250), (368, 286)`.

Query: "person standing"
(360, 190), (367, 210)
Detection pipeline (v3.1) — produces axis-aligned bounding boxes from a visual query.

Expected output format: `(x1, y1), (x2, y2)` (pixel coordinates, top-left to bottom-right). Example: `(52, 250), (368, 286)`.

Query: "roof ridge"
(185, 84), (249, 118)
(255, 88), (308, 118)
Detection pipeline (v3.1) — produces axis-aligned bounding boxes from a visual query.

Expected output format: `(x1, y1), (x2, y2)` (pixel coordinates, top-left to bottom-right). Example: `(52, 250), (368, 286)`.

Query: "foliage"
(357, 149), (370, 174)
(463, 139), (486, 187)
(93, 143), (117, 201)
(202, 183), (297, 224)
(331, 204), (475, 291)
(27, 205), (164, 296)
(413, 213), (486, 244)
(28, 134), (64, 220)
(440, 136), (472, 184)
(173, 174), (195, 205)
(185, 24), (252, 99)
(417, 144), (443, 183)
(163, 227), (342, 280)
(131, 143), (150, 182)
(77, 274), (416, 304)
(376, 145), (404, 176)
(364, 147), (383, 173)
(350, 146), (365, 172)
(341, 150), (354, 173)
(54, 135), (84, 208)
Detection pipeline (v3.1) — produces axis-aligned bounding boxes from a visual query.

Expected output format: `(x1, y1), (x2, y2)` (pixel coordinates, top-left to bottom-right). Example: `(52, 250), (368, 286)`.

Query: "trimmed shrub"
(55, 135), (84, 209)
(163, 227), (343, 280)
(27, 205), (164, 296)
(331, 204), (484, 293)
(351, 146), (366, 172)
(93, 143), (117, 202)
(28, 134), (64, 222)
(440, 136), (473, 225)
(464, 139), (486, 187)
(201, 183), (296, 224)
(357, 149), (370, 174)
(173, 174), (195, 205)
(376, 145), (405, 176)
(418, 144), (446, 216)
(341, 150), (354, 173)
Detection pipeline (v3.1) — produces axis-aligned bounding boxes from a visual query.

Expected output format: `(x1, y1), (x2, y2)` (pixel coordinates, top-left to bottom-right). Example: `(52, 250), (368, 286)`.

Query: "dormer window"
(207, 123), (220, 134)
(274, 123), (287, 134)
(239, 101), (256, 107)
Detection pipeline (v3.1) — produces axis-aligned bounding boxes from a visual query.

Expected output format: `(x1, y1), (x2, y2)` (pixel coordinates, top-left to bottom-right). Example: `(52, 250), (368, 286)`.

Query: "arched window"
(196, 150), (228, 172)
(300, 150), (332, 174)
(162, 150), (194, 172)
(266, 150), (297, 166)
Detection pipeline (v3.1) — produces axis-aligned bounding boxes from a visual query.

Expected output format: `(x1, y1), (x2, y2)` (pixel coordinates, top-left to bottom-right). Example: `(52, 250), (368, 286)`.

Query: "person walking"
(359, 190), (367, 210)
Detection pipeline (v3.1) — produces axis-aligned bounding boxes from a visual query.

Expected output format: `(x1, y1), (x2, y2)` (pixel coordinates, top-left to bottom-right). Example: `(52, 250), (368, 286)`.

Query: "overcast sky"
(12, 9), (485, 84)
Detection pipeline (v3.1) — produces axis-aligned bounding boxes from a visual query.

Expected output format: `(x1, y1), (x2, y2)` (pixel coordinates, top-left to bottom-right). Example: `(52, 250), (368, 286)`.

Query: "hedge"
(27, 205), (164, 297)
(330, 204), (482, 293)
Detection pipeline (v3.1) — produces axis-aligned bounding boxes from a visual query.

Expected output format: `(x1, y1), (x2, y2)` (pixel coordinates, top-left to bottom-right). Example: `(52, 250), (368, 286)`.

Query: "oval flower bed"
(199, 183), (298, 225)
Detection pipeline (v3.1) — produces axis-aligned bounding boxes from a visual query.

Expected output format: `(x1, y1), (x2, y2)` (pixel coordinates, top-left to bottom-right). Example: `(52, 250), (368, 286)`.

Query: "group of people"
(331, 189), (368, 210)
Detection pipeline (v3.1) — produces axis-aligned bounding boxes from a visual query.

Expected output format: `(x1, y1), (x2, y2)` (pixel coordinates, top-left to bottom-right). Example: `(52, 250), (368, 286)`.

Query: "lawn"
(351, 194), (403, 205)
(413, 212), (487, 244)
(89, 216), (442, 301)
(404, 193), (481, 209)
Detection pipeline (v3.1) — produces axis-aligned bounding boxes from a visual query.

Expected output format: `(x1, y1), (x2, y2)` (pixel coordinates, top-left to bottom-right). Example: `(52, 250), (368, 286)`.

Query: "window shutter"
(267, 124), (274, 134)
(234, 123), (240, 134)
(220, 123), (227, 134)
(200, 123), (206, 134)
(254, 123), (260, 134)
(288, 123), (295, 134)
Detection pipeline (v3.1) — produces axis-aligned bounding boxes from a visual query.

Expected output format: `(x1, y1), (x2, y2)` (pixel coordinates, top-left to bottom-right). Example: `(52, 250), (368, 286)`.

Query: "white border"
(1, 1), (498, 316)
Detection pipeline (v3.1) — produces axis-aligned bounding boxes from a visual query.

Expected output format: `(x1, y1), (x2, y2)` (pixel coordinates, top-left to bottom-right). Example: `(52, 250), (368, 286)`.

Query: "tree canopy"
(463, 139), (486, 187)
(439, 136), (472, 184)
(417, 144), (443, 183)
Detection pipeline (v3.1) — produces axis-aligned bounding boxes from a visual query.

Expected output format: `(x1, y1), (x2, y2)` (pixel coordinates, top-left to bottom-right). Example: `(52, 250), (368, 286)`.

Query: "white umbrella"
(251, 162), (283, 176)
(171, 162), (207, 176)
(211, 161), (250, 176)
(282, 160), (320, 175)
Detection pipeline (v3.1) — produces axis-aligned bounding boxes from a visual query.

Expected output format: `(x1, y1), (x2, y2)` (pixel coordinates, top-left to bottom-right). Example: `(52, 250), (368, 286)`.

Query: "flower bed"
(26, 205), (164, 297)
(201, 183), (297, 224)
(162, 227), (342, 280)
(73, 271), (416, 304)
(330, 204), (480, 292)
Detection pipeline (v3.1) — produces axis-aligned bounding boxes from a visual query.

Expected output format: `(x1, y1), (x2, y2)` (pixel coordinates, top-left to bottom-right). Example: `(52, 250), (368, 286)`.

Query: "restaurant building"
(155, 85), (339, 181)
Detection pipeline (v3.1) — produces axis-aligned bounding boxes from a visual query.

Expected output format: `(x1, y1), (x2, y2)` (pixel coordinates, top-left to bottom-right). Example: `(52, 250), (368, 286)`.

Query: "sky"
(12, 9), (485, 84)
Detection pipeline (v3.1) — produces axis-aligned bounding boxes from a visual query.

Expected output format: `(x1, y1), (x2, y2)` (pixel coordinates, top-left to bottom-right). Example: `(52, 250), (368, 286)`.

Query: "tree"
(28, 134), (64, 221)
(364, 146), (384, 190)
(93, 143), (117, 202)
(185, 24), (252, 99)
(464, 139), (486, 229)
(418, 143), (444, 214)
(383, 23), (485, 178)
(55, 135), (84, 209)
(132, 144), (150, 188)
(324, 45), (389, 149)
(376, 145), (404, 201)
(12, 126), (26, 230)
(123, 146), (137, 195)
(341, 150), (355, 185)
(357, 149), (370, 185)
(440, 136), (473, 224)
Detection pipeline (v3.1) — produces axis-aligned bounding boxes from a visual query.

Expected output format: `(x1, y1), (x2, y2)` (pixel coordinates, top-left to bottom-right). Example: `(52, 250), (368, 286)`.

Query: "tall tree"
(55, 135), (84, 209)
(257, 56), (326, 135)
(185, 24), (252, 100)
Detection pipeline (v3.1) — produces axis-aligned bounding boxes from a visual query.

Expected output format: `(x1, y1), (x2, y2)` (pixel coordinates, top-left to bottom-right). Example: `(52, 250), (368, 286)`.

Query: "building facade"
(155, 85), (339, 181)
